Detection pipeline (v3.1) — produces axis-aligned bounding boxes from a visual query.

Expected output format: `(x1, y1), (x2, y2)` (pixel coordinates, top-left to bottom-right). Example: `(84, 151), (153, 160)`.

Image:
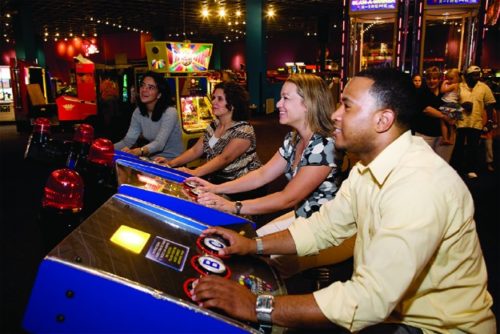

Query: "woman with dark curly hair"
(155, 81), (262, 189)
(114, 71), (183, 159)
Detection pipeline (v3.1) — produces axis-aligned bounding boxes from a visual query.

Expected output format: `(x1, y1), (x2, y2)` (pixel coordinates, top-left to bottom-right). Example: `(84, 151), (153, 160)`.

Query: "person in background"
(114, 71), (182, 159)
(190, 67), (496, 333)
(188, 74), (353, 277)
(482, 106), (498, 172)
(155, 81), (262, 200)
(439, 68), (463, 145)
(412, 66), (455, 162)
(454, 65), (497, 178)
(411, 73), (422, 89)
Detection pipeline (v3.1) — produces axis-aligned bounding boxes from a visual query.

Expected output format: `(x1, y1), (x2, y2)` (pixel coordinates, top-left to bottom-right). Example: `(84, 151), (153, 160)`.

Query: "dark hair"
(357, 67), (417, 130)
(213, 81), (249, 121)
(137, 71), (174, 122)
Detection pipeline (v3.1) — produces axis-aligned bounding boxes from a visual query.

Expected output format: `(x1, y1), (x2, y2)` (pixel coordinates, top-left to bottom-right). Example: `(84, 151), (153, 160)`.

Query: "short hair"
(137, 71), (174, 122)
(357, 67), (417, 130)
(213, 81), (249, 121)
(285, 74), (334, 138)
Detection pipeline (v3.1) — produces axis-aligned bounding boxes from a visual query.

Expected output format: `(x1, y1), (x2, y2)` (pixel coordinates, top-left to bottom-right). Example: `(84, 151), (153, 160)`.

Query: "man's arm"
(200, 227), (298, 256)
(192, 276), (335, 329)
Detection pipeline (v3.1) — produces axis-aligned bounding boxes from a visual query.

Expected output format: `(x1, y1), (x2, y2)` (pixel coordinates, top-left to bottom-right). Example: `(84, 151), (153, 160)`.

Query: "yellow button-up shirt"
(457, 81), (496, 130)
(289, 131), (495, 333)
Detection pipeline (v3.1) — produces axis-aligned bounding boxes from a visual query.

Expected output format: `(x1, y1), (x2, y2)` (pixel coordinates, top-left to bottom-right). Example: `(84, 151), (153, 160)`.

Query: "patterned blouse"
(202, 120), (262, 183)
(279, 132), (343, 218)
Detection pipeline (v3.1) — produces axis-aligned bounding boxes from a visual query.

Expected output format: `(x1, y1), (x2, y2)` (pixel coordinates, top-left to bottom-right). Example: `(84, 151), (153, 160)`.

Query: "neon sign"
(426, 0), (479, 5)
(350, 0), (397, 11)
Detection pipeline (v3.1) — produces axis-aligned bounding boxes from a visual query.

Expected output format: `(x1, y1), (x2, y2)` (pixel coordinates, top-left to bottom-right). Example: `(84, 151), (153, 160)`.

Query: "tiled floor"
(0, 114), (498, 332)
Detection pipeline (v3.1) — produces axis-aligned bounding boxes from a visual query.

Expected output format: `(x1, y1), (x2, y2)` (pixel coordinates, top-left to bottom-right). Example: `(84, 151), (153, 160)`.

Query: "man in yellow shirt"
(191, 68), (496, 333)
(455, 65), (497, 178)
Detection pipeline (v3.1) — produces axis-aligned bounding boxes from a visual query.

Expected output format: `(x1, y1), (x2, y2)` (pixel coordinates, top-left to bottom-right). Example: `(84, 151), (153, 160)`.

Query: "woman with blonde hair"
(188, 73), (354, 279)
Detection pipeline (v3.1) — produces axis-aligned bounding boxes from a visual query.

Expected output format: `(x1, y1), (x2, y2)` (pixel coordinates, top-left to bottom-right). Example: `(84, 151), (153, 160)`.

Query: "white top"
(208, 134), (219, 148)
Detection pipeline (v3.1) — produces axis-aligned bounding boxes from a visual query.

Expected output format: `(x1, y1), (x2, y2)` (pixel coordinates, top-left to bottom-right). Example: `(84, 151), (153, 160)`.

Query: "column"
(246, 0), (267, 115)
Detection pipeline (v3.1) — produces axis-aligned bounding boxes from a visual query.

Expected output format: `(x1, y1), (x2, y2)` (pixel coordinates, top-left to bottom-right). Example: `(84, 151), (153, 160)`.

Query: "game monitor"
(145, 41), (213, 74)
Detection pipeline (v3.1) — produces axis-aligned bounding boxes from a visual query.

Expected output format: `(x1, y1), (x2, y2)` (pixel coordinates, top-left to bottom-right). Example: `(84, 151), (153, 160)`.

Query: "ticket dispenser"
(23, 187), (286, 333)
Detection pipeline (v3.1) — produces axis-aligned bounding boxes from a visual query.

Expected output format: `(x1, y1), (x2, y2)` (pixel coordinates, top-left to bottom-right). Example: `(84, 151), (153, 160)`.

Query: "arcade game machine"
(413, 0), (482, 74)
(55, 55), (97, 122)
(342, 0), (408, 83)
(23, 182), (286, 333)
(0, 65), (15, 122)
(145, 41), (215, 155)
(94, 64), (137, 141)
(10, 58), (56, 130)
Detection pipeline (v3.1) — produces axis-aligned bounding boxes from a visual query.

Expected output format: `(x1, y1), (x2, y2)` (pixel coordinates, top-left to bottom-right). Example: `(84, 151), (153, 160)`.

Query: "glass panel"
(422, 17), (470, 71)
(349, 18), (396, 76)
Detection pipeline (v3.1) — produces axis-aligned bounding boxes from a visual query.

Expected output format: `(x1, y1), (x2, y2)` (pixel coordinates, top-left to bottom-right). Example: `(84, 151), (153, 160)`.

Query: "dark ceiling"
(1, 0), (342, 43)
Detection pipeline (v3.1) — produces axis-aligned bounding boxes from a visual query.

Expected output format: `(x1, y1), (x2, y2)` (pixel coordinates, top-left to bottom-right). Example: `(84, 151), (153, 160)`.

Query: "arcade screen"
(350, 0), (397, 12)
(166, 42), (213, 73)
(116, 164), (194, 202)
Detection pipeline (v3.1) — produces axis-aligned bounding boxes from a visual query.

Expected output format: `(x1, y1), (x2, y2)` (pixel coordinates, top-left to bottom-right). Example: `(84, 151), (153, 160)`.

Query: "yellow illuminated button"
(110, 225), (151, 254)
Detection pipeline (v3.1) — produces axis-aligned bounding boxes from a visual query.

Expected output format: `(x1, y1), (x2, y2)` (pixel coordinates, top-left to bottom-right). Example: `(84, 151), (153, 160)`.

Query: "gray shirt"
(114, 106), (183, 159)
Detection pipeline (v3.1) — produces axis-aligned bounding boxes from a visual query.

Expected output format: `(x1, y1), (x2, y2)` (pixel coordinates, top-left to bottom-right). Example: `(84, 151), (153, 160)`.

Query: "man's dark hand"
(191, 275), (258, 323)
(200, 226), (256, 256)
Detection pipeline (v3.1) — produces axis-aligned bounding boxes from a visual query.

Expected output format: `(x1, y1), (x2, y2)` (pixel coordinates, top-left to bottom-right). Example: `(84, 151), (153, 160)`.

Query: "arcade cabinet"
(415, 0), (482, 73)
(23, 186), (286, 333)
(345, 0), (405, 76)
(0, 65), (15, 122)
(145, 41), (215, 156)
(10, 59), (57, 130)
(55, 55), (97, 122)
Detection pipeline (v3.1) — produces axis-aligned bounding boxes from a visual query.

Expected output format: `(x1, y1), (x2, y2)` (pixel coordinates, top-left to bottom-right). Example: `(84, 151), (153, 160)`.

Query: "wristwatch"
(234, 201), (242, 215)
(254, 237), (264, 255)
(255, 294), (274, 325)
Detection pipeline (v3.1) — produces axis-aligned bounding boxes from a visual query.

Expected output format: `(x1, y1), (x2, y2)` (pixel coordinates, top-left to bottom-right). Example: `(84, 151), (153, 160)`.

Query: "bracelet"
(234, 201), (242, 215)
(254, 237), (264, 255)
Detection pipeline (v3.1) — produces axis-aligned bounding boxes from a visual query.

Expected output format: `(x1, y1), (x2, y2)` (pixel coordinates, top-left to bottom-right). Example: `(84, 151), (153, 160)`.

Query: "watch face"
(256, 294), (274, 325)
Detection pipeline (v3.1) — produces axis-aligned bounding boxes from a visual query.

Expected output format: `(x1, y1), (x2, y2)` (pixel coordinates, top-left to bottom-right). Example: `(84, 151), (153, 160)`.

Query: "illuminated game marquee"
(350, 0), (398, 11)
(146, 41), (213, 73)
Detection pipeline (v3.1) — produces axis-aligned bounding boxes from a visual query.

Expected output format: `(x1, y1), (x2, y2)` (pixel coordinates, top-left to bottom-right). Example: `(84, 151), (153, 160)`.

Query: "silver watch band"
(255, 237), (264, 255)
(256, 294), (274, 325)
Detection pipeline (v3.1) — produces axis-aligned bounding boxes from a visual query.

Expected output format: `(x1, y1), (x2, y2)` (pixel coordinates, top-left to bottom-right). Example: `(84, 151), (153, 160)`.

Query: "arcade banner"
(145, 41), (213, 73)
